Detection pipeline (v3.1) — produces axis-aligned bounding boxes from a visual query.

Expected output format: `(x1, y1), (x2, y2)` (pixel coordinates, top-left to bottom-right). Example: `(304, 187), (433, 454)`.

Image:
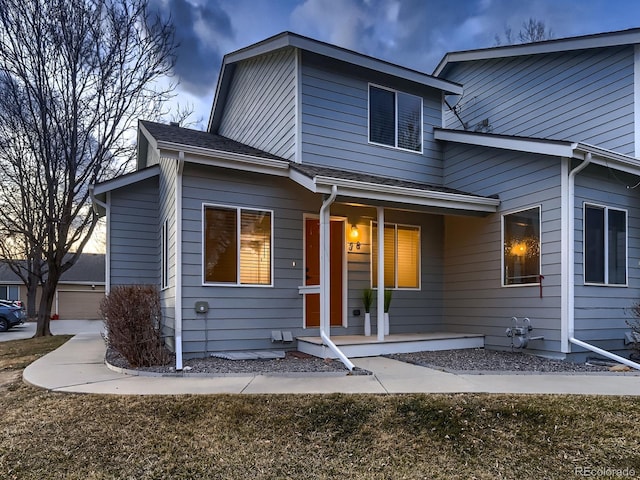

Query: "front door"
(304, 217), (343, 327)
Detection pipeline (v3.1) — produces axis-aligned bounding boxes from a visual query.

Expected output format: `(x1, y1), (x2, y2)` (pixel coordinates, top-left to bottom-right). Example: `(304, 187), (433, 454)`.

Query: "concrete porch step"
(297, 332), (485, 359)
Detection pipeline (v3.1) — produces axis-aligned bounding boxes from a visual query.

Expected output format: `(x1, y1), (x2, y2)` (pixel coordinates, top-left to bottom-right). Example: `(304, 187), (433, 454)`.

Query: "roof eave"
(155, 140), (290, 177)
(288, 173), (499, 213)
(434, 128), (577, 157)
(434, 28), (640, 77)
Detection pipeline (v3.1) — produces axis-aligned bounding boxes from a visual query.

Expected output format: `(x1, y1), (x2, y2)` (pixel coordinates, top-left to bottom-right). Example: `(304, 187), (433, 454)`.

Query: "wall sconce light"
(348, 225), (361, 251)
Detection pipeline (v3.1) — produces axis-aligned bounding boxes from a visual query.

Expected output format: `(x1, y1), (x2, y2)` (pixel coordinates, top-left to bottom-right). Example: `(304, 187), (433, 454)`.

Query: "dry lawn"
(1, 337), (639, 479)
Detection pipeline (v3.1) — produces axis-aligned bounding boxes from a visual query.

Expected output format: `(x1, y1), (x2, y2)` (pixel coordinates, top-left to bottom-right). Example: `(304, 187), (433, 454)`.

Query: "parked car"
(0, 300), (25, 331)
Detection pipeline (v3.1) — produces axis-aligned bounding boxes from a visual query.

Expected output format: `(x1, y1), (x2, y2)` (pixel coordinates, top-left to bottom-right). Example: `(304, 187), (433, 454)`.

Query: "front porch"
(297, 332), (485, 359)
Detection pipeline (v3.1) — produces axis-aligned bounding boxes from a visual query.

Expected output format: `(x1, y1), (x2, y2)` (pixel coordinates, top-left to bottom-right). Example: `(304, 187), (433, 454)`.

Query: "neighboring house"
(93, 29), (640, 370)
(0, 253), (106, 320)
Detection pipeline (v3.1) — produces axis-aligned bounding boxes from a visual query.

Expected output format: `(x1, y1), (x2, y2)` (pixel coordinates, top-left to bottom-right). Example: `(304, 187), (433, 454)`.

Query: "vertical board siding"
(218, 48), (296, 160)
(443, 46), (635, 156)
(443, 143), (563, 355)
(109, 176), (159, 286)
(179, 164), (445, 357)
(300, 54), (443, 185)
(572, 165), (640, 354)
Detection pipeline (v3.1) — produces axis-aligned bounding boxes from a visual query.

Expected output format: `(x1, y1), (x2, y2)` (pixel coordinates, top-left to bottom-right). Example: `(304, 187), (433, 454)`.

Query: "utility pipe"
(570, 337), (640, 370)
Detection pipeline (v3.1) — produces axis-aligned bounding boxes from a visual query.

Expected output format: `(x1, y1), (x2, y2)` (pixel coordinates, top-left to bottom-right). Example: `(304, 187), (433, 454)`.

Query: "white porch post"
(377, 206), (385, 341)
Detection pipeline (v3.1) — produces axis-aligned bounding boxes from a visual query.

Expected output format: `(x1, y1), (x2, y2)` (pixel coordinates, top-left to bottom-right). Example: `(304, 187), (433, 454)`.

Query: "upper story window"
(584, 204), (627, 286)
(503, 206), (541, 286)
(369, 84), (422, 153)
(203, 205), (273, 286)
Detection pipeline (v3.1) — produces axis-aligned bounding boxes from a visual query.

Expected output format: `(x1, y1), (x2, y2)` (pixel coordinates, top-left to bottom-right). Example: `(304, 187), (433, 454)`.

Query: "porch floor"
(297, 332), (484, 359)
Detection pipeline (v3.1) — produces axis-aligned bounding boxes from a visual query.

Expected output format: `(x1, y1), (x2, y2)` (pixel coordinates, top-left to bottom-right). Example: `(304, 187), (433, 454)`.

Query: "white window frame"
(368, 83), (423, 154)
(501, 205), (542, 287)
(0, 285), (19, 301)
(370, 221), (421, 291)
(202, 203), (274, 287)
(161, 218), (170, 290)
(583, 203), (628, 287)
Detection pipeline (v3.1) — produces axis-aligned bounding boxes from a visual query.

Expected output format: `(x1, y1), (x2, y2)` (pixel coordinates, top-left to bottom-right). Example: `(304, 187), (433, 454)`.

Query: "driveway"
(0, 319), (105, 342)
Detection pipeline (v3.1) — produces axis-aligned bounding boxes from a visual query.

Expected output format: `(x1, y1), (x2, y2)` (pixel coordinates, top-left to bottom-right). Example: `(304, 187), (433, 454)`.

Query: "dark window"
(585, 205), (626, 285)
(369, 85), (422, 152)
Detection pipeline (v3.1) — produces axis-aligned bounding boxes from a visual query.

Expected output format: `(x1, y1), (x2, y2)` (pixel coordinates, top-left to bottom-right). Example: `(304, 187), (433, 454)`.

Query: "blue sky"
(149, 0), (640, 128)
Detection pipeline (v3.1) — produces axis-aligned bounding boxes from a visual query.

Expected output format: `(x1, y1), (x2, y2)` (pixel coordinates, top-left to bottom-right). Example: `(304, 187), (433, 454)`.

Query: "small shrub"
(99, 285), (170, 368)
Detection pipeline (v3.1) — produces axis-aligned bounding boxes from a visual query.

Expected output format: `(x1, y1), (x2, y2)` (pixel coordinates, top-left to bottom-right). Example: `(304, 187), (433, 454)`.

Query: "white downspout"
(563, 153), (591, 353)
(562, 153), (640, 370)
(175, 155), (184, 371)
(377, 206), (385, 341)
(569, 337), (640, 370)
(319, 186), (354, 371)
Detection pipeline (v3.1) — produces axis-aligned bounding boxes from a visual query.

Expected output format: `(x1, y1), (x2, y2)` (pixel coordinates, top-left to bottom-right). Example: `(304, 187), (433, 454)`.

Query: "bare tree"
(495, 18), (554, 46)
(0, 0), (178, 336)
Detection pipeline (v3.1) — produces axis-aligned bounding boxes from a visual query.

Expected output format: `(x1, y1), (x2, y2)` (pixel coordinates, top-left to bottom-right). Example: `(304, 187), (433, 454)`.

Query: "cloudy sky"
(149, 0), (640, 128)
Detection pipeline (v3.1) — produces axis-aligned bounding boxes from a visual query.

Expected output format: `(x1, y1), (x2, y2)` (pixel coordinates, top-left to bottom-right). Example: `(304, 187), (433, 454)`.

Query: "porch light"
(348, 225), (361, 251)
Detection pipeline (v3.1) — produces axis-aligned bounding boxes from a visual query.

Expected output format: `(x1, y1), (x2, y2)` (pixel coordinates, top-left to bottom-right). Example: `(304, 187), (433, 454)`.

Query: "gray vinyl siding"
(218, 48), (297, 160)
(442, 46), (635, 156)
(300, 53), (444, 184)
(158, 156), (177, 349)
(180, 164), (316, 356)
(109, 176), (159, 286)
(442, 143), (563, 356)
(178, 164), (444, 357)
(572, 164), (640, 356)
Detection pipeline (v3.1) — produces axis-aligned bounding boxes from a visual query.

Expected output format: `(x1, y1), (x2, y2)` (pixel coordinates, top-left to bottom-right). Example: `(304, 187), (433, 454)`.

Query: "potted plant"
(383, 289), (393, 336)
(362, 288), (373, 336)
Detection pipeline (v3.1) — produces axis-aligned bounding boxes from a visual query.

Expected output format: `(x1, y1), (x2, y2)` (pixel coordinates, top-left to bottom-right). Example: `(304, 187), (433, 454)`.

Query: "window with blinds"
(372, 223), (420, 289)
(203, 205), (272, 286)
(369, 84), (422, 153)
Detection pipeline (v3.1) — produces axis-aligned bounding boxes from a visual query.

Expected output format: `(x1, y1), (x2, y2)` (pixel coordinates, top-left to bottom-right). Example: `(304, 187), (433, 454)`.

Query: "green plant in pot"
(362, 288), (373, 336)
(383, 289), (393, 335)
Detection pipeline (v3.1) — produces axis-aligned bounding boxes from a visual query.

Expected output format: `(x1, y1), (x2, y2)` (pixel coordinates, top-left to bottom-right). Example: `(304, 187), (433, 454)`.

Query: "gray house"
(93, 29), (640, 370)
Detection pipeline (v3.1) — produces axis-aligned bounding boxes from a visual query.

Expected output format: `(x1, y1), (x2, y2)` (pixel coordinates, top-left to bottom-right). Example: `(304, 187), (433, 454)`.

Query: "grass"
(1, 338), (640, 479)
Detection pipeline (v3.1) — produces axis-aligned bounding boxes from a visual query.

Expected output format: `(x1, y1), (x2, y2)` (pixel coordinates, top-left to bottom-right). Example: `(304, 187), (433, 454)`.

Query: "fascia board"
(434, 129), (576, 157)
(434, 29), (640, 76)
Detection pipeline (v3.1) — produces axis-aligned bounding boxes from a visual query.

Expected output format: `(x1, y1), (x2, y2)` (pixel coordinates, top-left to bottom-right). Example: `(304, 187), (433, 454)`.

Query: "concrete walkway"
(22, 332), (640, 396)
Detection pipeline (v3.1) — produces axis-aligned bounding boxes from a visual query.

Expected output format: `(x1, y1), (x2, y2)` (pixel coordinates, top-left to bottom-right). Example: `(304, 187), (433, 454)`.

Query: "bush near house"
(99, 285), (170, 368)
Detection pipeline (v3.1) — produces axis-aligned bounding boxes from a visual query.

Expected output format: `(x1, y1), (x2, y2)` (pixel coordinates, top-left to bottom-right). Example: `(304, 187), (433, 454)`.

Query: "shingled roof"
(289, 163), (489, 198)
(139, 120), (285, 161)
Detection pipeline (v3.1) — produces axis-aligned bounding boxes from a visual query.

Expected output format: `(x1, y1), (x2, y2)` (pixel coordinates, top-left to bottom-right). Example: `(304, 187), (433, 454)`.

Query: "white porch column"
(377, 206), (385, 341)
